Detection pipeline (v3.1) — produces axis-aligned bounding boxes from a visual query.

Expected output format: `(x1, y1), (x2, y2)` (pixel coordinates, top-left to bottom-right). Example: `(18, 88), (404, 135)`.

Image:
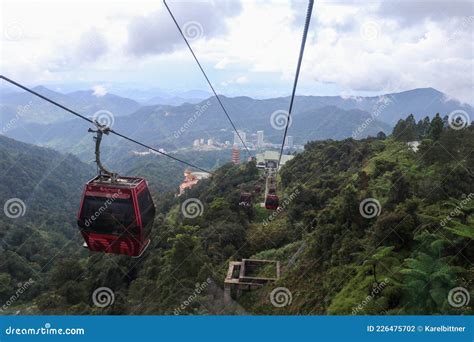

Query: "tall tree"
(392, 119), (407, 141)
(392, 115), (417, 141)
(416, 116), (431, 139)
(428, 113), (444, 141)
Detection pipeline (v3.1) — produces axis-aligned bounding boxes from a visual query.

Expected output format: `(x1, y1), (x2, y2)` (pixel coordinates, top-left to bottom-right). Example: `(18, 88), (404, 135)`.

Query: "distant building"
(231, 146), (240, 164)
(193, 139), (200, 147)
(178, 169), (211, 196)
(233, 130), (246, 146)
(200, 138), (205, 145)
(233, 132), (239, 145)
(255, 151), (294, 170)
(207, 139), (214, 146)
(285, 136), (294, 148)
(257, 130), (264, 148)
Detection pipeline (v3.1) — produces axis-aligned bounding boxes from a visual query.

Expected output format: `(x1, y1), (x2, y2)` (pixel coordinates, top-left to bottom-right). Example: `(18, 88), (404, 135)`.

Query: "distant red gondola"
(239, 192), (252, 207)
(265, 194), (279, 210)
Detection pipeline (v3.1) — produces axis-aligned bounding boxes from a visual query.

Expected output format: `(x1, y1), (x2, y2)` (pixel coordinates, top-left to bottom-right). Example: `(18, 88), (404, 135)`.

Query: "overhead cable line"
(0, 75), (214, 175)
(278, 0), (314, 168)
(163, 0), (253, 158)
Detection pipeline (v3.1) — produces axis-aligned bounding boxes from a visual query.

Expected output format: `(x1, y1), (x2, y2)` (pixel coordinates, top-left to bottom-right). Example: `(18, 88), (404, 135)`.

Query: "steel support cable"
(163, 0), (253, 158)
(277, 0), (314, 168)
(0, 75), (214, 175)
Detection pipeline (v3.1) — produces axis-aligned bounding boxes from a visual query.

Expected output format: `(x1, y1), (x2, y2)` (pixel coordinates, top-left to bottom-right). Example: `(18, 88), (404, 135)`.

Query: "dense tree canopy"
(0, 118), (472, 315)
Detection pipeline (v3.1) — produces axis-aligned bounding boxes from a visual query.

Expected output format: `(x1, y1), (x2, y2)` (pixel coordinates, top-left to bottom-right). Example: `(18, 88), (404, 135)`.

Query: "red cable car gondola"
(264, 170), (278, 210)
(265, 194), (279, 210)
(239, 192), (252, 208)
(77, 123), (156, 257)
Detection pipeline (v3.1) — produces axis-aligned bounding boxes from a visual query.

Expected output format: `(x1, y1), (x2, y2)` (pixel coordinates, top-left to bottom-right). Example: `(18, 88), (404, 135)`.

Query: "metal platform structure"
(224, 259), (280, 303)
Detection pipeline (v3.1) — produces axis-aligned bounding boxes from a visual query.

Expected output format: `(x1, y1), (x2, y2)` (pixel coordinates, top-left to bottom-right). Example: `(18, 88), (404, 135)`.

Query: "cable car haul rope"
(278, 0), (314, 168)
(163, 0), (253, 158)
(0, 0), (315, 254)
(0, 75), (213, 175)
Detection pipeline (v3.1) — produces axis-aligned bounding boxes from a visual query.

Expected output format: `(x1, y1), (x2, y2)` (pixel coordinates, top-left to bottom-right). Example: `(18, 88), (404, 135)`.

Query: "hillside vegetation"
(0, 115), (472, 315)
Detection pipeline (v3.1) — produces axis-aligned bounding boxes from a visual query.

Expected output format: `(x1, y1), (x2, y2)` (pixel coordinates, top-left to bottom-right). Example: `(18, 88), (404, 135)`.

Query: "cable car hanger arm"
(88, 122), (118, 181)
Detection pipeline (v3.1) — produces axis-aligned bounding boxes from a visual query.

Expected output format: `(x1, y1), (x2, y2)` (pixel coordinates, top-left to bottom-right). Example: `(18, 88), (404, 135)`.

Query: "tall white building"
(257, 131), (264, 148)
(233, 130), (246, 146)
(286, 136), (294, 148)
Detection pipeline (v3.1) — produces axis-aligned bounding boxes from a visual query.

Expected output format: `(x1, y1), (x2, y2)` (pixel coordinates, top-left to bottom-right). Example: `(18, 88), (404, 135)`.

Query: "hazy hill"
(270, 87), (472, 125)
(0, 86), (140, 125)
(145, 89), (213, 106)
(2, 87), (471, 158)
(0, 135), (93, 311)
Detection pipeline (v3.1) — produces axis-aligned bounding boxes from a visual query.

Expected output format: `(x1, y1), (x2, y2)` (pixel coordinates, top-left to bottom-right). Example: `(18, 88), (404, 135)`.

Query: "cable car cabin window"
(138, 190), (155, 236)
(78, 196), (137, 235)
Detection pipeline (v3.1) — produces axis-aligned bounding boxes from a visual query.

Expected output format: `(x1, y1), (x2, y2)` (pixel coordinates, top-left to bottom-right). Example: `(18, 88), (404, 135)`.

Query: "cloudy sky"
(1, 0), (473, 103)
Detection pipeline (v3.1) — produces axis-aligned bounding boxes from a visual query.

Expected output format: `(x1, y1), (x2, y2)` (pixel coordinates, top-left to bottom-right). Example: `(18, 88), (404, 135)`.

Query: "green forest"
(0, 114), (472, 315)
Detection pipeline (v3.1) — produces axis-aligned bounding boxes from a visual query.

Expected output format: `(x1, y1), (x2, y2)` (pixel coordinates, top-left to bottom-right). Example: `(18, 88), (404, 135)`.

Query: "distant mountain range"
(1, 86), (472, 160)
(0, 86), (141, 124)
(109, 88), (212, 105)
(144, 89), (212, 106)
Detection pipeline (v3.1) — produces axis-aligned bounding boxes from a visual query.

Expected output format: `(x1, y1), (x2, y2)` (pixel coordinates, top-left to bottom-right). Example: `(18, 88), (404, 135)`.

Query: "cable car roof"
(87, 175), (145, 188)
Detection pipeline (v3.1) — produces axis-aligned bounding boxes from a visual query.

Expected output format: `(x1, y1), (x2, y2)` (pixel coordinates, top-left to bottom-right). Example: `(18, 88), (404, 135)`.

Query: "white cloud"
(1, 0), (472, 104)
(92, 85), (108, 97)
(124, 0), (242, 56)
(235, 76), (248, 84)
(76, 28), (108, 63)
